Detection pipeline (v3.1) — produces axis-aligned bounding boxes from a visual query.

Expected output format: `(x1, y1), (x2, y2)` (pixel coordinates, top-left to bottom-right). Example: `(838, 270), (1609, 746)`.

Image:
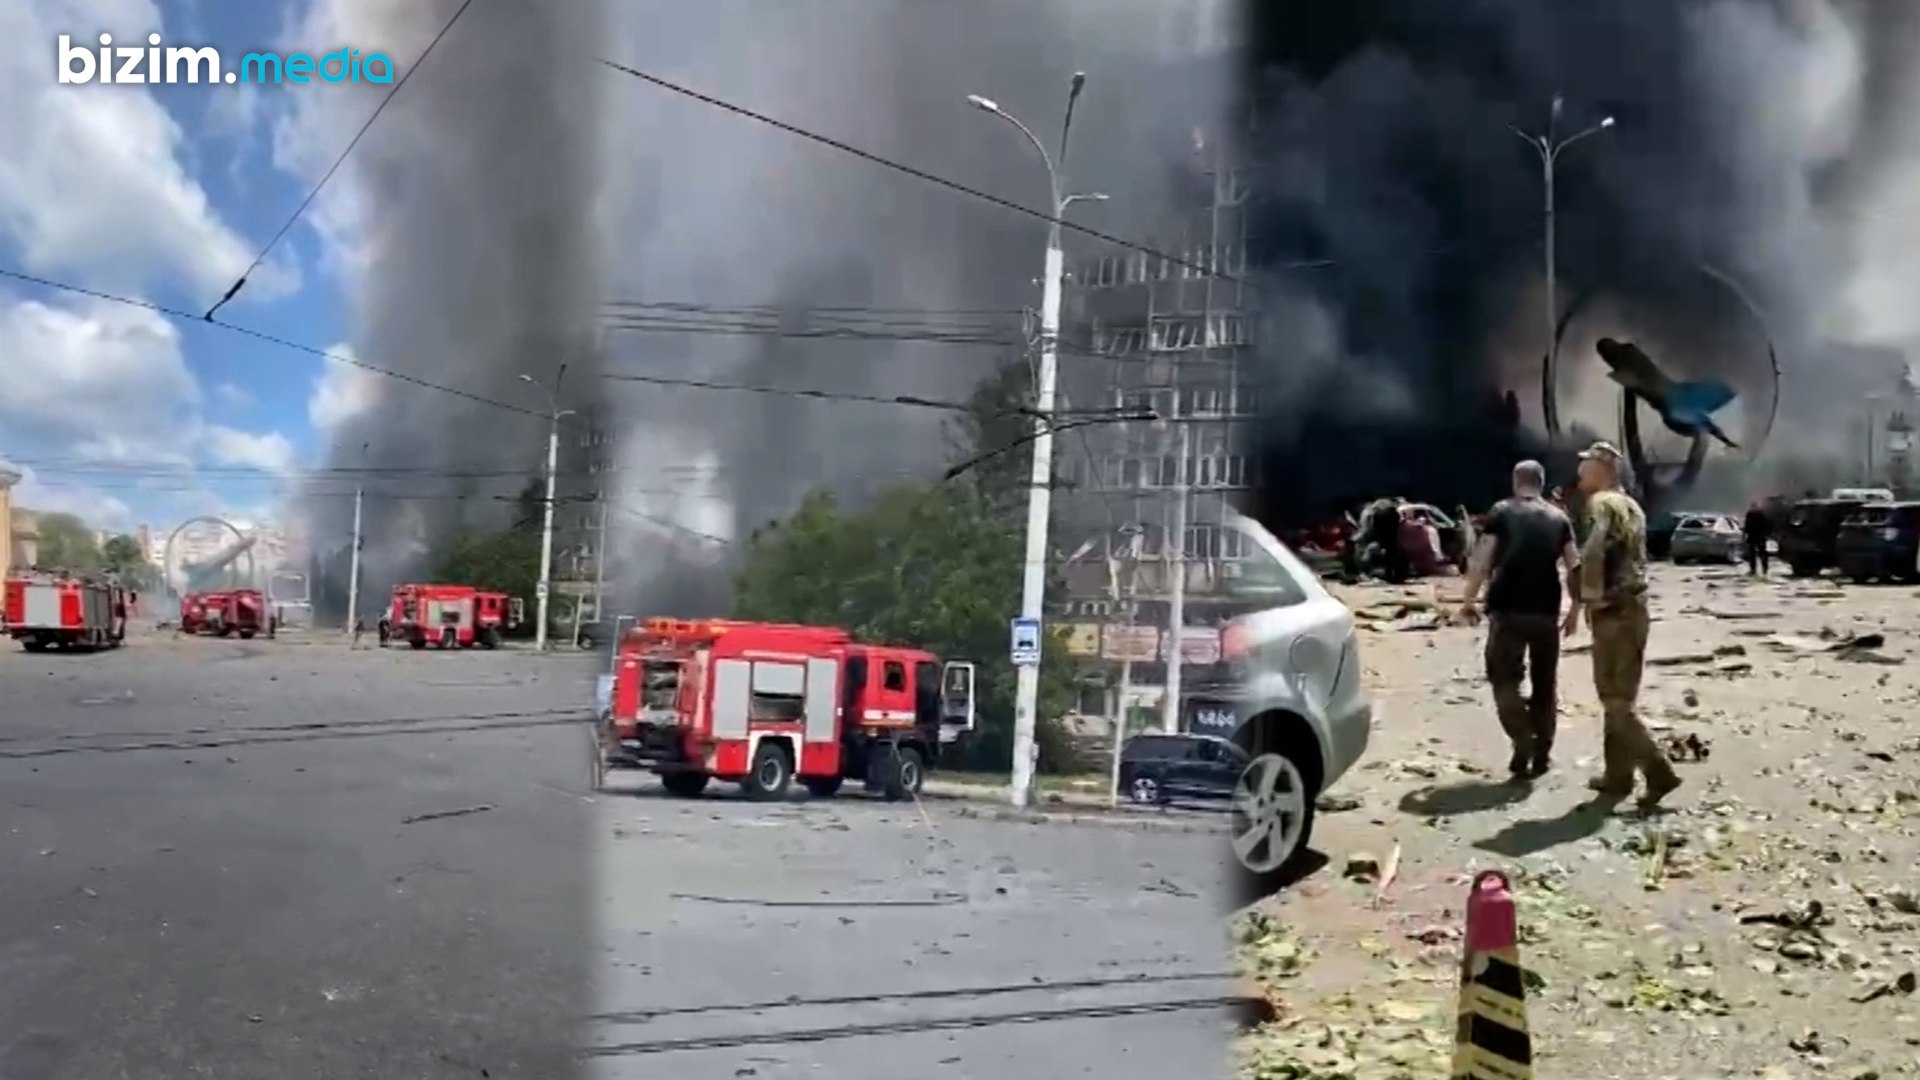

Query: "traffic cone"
(1452, 870), (1533, 1080)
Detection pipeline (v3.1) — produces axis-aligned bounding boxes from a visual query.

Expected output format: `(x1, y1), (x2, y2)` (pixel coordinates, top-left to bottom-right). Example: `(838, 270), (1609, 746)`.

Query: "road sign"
(535, 582), (549, 599)
(1009, 617), (1041, 666)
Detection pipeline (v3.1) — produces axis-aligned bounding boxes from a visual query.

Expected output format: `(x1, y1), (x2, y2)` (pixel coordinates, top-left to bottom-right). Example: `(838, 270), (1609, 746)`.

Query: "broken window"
(882, 661), (907, 692)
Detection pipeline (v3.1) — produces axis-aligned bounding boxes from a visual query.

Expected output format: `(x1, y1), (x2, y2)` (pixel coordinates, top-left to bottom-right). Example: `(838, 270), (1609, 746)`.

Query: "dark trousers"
(1745, 537), (1770, 574)
(1485, 612), (1560, 766)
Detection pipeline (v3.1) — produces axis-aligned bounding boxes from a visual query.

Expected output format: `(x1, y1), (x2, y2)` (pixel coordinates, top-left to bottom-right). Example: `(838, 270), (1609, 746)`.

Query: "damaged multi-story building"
(1050, 0), (1255, 741)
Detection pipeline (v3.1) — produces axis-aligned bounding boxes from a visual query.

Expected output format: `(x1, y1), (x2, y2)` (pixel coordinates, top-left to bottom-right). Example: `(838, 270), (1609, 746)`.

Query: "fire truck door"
(941, 661), (977, 734)
(803, 658), (838, 745)
(711, 659), (751, 740)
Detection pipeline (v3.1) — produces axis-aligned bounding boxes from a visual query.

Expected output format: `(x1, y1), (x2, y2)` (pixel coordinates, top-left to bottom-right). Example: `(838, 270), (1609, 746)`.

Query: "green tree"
(732, 359), (1086, 772)
(34, 513), (101, 572)
(424, 481), (544, 635)
(100, 533), (156, 588)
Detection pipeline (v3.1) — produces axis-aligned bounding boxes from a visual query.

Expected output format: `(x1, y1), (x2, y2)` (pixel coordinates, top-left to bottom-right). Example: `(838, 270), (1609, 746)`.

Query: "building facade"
(1050, 0), (1257, 736)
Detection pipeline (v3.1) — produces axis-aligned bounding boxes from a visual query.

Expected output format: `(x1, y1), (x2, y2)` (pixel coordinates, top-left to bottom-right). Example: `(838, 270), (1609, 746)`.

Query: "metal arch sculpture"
(1542, 262), (1782, 508)
(163, 515), (253, 595)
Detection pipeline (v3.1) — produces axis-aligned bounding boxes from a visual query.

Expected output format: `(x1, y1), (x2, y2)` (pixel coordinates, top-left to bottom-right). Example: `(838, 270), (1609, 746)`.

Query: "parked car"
(1779, 497), (1868, 577)
(1116, 733), (1245, 805)
(1668, 513), (1746, 564)
(1219, 509), (1374, 901)
(1835, 502), (1920, 583)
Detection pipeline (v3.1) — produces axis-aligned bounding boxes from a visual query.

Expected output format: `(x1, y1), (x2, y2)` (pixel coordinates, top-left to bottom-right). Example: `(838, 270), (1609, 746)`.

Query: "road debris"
(400, 804), (495, 825)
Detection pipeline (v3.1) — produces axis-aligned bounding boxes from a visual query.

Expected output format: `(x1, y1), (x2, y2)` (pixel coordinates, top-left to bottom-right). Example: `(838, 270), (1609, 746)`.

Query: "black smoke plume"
(594, 0), (1234, 614)
(296, 0), (608, 620)
(1240, 0), (1920, 527)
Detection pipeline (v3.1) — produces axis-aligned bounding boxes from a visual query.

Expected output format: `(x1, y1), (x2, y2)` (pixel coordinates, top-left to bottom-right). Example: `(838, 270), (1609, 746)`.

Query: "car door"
(1186, 738), (1240, 798)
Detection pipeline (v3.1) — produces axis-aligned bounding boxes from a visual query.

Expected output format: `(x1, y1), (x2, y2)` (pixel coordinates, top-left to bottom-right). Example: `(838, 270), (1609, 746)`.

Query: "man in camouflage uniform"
(1570, 441), (1682, 807)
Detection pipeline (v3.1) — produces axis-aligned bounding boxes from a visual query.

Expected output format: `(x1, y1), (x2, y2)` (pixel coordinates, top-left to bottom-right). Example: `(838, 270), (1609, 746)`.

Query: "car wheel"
(1229, 752), (1315, 898)
(1128, 775), (1163, 805)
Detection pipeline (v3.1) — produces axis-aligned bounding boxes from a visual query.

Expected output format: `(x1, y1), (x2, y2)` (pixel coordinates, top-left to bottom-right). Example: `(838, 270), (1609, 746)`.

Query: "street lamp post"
(519, 366), (574, 651)
(967, 72), (1107, 809)
(1514, 96), (1614, 436)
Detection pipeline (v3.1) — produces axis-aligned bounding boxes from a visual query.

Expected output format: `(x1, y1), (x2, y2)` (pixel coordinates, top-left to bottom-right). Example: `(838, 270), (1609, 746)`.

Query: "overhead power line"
(203, 0), (481, 320)
(595, 57), (1335, 287)
(0, 267), (545, 419)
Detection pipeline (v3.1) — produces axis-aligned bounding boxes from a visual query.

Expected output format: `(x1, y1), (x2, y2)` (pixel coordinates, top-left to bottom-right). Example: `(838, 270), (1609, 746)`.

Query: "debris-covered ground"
(1236, 565), (1920, 1080)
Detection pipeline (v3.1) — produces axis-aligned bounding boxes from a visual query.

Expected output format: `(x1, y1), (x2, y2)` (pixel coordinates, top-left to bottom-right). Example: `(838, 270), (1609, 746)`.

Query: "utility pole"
(1162, 419), (1190, 734)
(1107, 526), (1142, 806)
(1514, 96), (1615, 437)
(519, 366), (573, 651)
(591, 493), (609, 624)
(968, 73), (1106, 808)
(344, 440), (367, 634)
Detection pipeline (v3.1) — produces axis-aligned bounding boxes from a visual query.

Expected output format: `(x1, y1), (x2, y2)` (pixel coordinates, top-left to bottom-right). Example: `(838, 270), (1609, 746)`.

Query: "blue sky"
(0, 0), (388, 534)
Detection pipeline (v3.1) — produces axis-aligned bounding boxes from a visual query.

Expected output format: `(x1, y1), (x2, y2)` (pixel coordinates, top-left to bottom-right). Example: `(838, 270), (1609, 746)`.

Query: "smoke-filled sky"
(1240, 0), (1920, 523)
(290, 0), (1236, 612)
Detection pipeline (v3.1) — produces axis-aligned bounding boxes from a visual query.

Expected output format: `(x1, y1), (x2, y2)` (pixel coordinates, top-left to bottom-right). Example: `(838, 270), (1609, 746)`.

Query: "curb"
(943, 803), (1224, 833)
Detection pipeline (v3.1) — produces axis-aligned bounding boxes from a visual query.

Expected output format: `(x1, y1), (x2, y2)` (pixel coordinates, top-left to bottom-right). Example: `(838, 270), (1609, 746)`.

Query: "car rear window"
(1853, 507), (1892, 526)
(1225, 514), (1312, 608)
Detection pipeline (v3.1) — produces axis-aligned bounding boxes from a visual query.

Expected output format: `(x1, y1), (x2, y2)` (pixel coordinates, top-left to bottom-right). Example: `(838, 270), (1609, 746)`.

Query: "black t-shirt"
(1483, 496), (1574, 616)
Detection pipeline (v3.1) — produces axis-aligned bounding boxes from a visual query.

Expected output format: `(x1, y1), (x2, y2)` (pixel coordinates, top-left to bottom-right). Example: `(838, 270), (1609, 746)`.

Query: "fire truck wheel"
(238, 630), (256, 640)
(479, 629), (500, 650)
(742, 742), (794, 801)
(881, 745), (926, 802)
(660, 771), (710, 797)
(409, 636), (427, 650)
(803, 776), (844, 798)
(23, 639), (47, 653)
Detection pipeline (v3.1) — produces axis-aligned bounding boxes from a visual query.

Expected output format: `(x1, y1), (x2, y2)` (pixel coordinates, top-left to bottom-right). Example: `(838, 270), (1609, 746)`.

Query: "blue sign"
(1009, 617), (1042, 666)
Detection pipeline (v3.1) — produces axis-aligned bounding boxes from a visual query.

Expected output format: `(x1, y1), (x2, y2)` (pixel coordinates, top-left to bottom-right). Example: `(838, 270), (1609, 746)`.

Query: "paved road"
(0, 635), (1231, 1079)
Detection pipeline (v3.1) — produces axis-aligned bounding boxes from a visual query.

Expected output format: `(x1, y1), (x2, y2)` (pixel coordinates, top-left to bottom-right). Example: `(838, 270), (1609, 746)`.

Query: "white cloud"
(307, 346), (383, 431)
(0, 290), (300, 528)
(0, 0), (298, 305)
(213, 381), (252, 410)
(10, 464), (135, 532)
(201, 425), (297, 474)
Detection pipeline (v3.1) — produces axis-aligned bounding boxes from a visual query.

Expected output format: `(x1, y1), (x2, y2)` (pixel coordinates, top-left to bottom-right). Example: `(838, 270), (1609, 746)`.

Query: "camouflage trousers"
(1589, 598), (1679, 790)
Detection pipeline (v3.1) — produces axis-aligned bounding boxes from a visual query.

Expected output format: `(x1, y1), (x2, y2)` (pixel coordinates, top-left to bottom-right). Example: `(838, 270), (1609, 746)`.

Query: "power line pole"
(344, 441), (366, 633)
(591, 493), (609, 621)
(1162, 419), (1190, 734)
(1107, 526), (1141, 806)
(519, 366), (573, 652)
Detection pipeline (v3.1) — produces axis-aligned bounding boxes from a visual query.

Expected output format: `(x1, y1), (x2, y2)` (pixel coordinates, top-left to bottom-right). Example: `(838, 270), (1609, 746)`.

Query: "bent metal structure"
(163, 516), (256, 597)
(1542, 263), (1783, 509)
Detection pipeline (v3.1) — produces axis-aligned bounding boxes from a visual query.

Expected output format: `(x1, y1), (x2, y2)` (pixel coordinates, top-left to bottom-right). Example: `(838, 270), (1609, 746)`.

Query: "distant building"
(0, 456), (25, 579)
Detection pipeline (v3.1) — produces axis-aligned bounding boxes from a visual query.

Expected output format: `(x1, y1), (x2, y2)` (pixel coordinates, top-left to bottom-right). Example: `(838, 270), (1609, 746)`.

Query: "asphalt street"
(1, 633), (1232, 1079)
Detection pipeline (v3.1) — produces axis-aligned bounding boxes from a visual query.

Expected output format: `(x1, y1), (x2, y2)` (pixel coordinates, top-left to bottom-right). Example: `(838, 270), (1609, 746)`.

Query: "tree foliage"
(732, 355), (1085, 773)
(425, 482), (544, 634)
(100, 534), (157, 588)
(34, 513), (101, 572)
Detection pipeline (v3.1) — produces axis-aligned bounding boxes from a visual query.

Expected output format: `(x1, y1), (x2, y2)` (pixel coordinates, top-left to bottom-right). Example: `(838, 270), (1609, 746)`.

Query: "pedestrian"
(351, 617), (365, 649)
(1742, 500), (1773, 576)
(1569, 441), (1682, 808)
(1458, 461), (1579, 780)
(1369, 500), (1412, 583)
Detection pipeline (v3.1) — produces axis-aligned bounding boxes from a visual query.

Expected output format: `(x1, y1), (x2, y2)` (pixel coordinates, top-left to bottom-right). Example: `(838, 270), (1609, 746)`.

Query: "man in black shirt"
(1458, 460), (1581, 779)
(1742, 501), (1773, 575)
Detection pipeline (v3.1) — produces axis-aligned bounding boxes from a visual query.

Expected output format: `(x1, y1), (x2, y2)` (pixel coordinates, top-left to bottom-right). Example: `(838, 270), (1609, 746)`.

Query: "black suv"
(1116, 733), (1247, 806)
(1779, 498), (1867, 577)
(1836, 502), (1920, 584)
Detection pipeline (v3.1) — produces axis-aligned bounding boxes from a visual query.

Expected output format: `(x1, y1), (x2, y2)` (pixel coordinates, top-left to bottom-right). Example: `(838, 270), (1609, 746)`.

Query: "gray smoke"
(1242, 0), (1920, 524)
(296, 0), (608, 617)
(593, 0), (1234, 614)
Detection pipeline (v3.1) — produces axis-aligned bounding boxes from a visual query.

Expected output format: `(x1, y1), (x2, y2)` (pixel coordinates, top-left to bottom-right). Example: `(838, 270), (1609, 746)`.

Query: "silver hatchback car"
(1669, 513), (1746, 564)
(1219, 510), (1373, 900)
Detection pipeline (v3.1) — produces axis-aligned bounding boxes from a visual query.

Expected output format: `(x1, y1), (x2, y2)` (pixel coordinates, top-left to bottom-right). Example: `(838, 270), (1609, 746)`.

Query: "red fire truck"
(178, 591), (217, 634)
(386, 584), (521, 650)
(4, 571), (128, 652)
(591, 617), (977, 801)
